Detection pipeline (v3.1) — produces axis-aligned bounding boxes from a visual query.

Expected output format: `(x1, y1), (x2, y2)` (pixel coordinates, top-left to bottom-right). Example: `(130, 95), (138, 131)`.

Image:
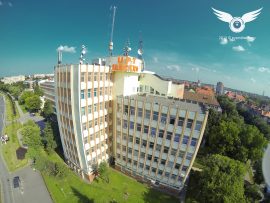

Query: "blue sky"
(0, 0), (270, 96)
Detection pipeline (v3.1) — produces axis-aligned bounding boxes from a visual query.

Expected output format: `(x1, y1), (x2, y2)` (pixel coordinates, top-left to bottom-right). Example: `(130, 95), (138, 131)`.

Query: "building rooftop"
(183, 91), (220, 107)
(120, 94), (207, 114)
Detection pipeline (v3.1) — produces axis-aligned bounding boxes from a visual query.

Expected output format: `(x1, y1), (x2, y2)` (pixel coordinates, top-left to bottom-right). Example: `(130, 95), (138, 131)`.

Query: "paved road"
(0, 95), (14, 203)
(0, 95), (53, 203)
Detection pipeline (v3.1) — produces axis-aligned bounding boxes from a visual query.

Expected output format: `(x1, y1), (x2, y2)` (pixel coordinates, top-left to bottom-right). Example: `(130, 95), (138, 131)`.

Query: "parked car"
(13, 176), (20, 188)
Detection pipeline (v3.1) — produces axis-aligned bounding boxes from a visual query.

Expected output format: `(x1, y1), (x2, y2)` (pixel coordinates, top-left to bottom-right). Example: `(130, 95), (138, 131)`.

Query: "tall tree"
(98, 161), (110, 183)
(34, 85), (44, 96)
(43, 100), (54, 119)
(25, 95), (41, 112)
(43, 122), (57, 154)
(19, 91), (35, 104)
(196, 154), (246, 203)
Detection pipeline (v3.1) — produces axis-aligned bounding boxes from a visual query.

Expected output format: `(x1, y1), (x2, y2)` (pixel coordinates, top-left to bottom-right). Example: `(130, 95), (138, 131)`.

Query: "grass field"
(43, 153), (179, 203)
(18, 103), (27, 113)
(1, 122), (28, 171)
(0, 93), (19, 121)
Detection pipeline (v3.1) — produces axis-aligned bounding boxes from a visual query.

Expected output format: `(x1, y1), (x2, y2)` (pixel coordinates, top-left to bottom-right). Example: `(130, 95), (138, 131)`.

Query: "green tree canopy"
(34, 85), (44, 96)
(196, 154), (246, 203)
(25, 95), (41, 112)
(19, 91), (35, 104)
(43, 122), (57, 154)
(43, 100), (54, 119)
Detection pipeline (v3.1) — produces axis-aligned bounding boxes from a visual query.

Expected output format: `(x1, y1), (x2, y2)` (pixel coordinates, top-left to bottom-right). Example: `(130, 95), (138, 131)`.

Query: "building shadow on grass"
(71, 187), (94, 203)
(142, 187), (179, 203)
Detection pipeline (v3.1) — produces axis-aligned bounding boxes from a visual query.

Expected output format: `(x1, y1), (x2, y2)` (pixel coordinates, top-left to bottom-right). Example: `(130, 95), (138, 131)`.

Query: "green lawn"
(0, 93), (19, 121)
(1, 122), (28, 171)
(43, 153), (179, 203)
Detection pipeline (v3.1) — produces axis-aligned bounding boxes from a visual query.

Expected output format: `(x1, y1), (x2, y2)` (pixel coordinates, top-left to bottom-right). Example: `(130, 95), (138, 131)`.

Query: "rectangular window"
(186, 119), (193, 129)
(165, 172), (170, 178)
(158, 170), (163, 175)
(82, 123), (87, 131)
(88, 121), (92, 128)
(145, 110), (151, 119)
(81, 73), (85, 82)
(171, 174), (177, 180)
(94, 104), (97, 112)
(191, 138), (197, 146)
(94, 88), (97, 97)
(154, 157), (159, 163)
(142, 140), (147, 148)
(161, 159), (166, 165)
(178, 150), (185, 158)
(144, 125), (149, 134)
(94, 118), (98, 126)
(195, 121), (202, 131)
(88, 105), (92, 114)
(166, 131), (172, 140)
(182, 135), (189, 145)
(87, 72), (92, 82)
(137, 108), (143, 117)
(88, 89), (91, 98)
(94, 73), (98, 81)
(149, 142), (154, 149)
(84, 137), (88, 144)
(133, 160), (138, 166)
(130, 106), (135, 115)
(81, 90), (85, 99)
(150, 87), (154, 94)
(147, 155), (152, 161)
(158, 129), (164, 138)
(134, 149), (139, 156)
(178, 117), (185, 126)
(81, 107), (85, 116)
(151, 128), (156, 137)
(145, 165), (150, 170)
(163, 146), (169, 154)
(139, 163), (144, 168)
(186, 152), (193, 160)
(136, 138), (140, 144)
(175, 163), (180, 170)
(167, 161), (174, 167)
(129, 135), (133, 143)
(153, 111), (159, 121)
(174, 134), (180, 142)
(122, 133), (127, 141)
(152, 168), (156, 173)
(170, 116), (176, 125)
(182, 166), (188, 172)
(128, 147), (132, 154)
(99, 88), (103, 96)
(100, 73), (103, 81)
(140, 152), (145, 158)
(161, 113), (167, 124)
(123, 120), (128, 129)
(171, 149), (177, 156)
(137, 123), (141, 132)
(130, 121), (134, 129)
(124, 105), (129, 114)
(155, 144), (161, 151)
(122, 146), (126, 151)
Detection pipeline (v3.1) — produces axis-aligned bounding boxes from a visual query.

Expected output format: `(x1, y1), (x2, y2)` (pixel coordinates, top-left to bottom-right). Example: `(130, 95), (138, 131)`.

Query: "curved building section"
(263, 144), (270, 193)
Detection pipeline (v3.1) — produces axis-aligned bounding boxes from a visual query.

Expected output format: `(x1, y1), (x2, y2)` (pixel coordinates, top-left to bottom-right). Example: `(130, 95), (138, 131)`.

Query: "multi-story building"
(41, 54), (208, 193)
(216, 82), (224, 95)
(1, 75), (25, 84)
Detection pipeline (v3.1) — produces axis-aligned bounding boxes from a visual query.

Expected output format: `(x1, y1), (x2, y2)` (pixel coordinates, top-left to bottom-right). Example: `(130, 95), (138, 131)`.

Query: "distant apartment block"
(1, 75), (25, 84)
(216, 82), (224, 95)
(41, 55), (208, 192)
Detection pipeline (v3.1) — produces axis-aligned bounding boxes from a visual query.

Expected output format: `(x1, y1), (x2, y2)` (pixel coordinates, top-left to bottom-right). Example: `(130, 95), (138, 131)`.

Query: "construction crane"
(109, 6), (117, 56)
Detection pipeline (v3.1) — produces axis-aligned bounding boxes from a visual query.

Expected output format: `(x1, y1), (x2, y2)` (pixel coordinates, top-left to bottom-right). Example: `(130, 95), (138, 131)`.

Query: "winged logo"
(212, 7), (263, 33)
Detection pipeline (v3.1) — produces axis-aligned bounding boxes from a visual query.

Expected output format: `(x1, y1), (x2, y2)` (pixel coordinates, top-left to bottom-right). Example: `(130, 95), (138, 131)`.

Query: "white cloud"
(0, 1), (3, 6)
(191, 67), (200, 73)
(166, 64), (180, 72)
(244, 66), (255, 72)
(8, 2), (12, 7)
(153, 57), (158, 63)
(246, 36), (256, 43)
(56, 45), (76, 53)
(232, 45), (245, 52)
(219, 37), (228, 45)
(258, 67), (270, 73)
(250, 78), (256, 83)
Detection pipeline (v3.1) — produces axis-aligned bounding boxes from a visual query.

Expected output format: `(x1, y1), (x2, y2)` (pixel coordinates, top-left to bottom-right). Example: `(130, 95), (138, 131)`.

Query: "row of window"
(120, 105), (202, 130)
(81, 72), (110, 82)
(116, 140), (194, 160)
(81, 102), (109, 116)
(119, 121), (198, 146)
(117, 154), (188, 179)
(81, 87), (111, 99)
(82, 116), (108, 131)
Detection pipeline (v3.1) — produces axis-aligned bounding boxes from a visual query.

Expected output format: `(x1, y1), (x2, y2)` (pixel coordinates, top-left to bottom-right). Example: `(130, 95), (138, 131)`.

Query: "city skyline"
(1, 0), (270, 96)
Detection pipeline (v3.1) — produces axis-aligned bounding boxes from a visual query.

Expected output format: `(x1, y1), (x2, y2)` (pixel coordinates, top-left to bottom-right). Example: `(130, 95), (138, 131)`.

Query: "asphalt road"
(0, 95), (14, 203)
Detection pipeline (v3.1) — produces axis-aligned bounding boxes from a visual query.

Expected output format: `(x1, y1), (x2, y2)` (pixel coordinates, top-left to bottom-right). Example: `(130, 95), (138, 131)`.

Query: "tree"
(196, 154), (246, 202)
(43, 100), (54, 119)
(54, 162), (68, 178)
(43, 122), (57, 154)
(25, 95), (41, 112)
(34, 85), (44, 96)
(19, 91), (35, 104)
(21, 121), (42, 159)
(98, 161), (110, 183)
(244, 183), (262, 202)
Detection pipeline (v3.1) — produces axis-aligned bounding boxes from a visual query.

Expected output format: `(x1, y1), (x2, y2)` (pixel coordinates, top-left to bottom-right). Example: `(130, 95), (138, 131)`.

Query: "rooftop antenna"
(79, 45), (87, 64)
(123, 39), (131, 56)
(137, 32), (143, 60)
(57, 50), (62, 65)
(109, 6), (117, 56)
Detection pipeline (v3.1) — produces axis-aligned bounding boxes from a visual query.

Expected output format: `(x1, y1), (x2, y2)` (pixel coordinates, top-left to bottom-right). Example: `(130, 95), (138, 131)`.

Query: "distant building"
(216, 82), (224, 95)
(196, 86), (215, 96)
(23, 80), (35, 89)
(1, 75), (25, 84)
(32, 73), (54, 79)
(226, 91), (245, 102)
